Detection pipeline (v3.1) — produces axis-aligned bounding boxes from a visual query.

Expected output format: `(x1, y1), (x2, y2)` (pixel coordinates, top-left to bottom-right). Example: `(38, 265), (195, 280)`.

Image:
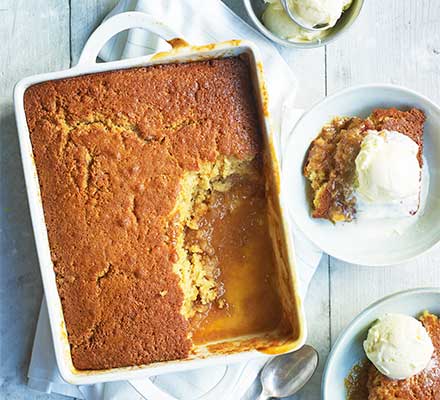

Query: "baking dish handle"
(77, 11), (181, 66)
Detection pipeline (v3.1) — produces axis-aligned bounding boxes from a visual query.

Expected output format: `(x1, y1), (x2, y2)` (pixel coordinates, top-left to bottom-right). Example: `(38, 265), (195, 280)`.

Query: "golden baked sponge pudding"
(24, 57), (287, 370)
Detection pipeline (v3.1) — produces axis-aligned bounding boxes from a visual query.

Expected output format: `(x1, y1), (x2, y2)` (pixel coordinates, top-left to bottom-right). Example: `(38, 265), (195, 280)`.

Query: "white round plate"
(282, 84), (440, 266)
(322, 287), (440, 399)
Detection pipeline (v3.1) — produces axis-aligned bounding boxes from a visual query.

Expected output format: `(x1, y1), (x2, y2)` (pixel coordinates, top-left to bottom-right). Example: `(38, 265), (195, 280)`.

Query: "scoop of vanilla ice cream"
(289, 0), (352, 28)
(262, 0), (353, 42)
(262, 1), (322, 42)
(355, 130), (421, 204)
(363, 313), (434, 380)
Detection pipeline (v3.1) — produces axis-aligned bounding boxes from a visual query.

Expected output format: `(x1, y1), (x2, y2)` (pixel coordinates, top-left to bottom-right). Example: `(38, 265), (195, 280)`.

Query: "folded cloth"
(27, 1), (323, 399)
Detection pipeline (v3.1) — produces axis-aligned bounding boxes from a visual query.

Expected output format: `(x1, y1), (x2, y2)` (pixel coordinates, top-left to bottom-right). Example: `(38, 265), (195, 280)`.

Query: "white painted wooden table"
(1, 1), (439, 399)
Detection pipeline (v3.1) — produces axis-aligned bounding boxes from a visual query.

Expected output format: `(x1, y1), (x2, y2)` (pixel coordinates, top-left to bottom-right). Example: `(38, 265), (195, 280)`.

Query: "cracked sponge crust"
(24, 57), (262, 370)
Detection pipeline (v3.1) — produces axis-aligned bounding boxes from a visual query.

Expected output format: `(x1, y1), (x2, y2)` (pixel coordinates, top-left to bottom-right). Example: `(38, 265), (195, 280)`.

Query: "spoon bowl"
(280, 0), (331, 31)
(258, 345), (319, 399)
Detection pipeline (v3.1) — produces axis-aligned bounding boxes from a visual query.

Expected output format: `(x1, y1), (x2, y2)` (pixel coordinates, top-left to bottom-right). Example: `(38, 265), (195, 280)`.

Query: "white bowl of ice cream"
(243, 0), (364, 48)
(282, 84), (440, 266)
(322, 288), (440, 399)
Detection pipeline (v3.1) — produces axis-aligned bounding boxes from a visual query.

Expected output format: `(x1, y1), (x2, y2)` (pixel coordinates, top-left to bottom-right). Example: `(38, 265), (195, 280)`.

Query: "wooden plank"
(295, 256), (330, 399)
(0, 0), (69, 90)
(326, 0), (440, 100)
(327, 0), (440, 343)
(70, 0), (119, 65)
(330, 252), (440, 341)
(0, 1), (70, 399)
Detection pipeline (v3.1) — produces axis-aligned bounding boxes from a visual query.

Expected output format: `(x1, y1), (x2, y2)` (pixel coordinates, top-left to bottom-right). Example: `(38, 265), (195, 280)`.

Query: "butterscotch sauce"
(188, 174), (284, 344)
(345, 359), (371, 400)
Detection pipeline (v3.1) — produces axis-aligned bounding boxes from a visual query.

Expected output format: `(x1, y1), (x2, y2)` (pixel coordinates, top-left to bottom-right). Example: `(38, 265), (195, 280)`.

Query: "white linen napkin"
(27, 1), (323, 399)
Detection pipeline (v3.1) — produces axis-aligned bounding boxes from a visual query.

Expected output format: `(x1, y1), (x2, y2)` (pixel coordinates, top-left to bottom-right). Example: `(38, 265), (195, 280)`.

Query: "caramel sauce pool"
(189, 175), (284, 343)
(345, 359), (370, 400)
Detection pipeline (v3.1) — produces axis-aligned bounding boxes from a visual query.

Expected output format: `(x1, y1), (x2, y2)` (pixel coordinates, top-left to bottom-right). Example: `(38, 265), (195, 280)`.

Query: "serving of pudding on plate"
(304, 108), (425, 223)
(345, 312), (440, 400)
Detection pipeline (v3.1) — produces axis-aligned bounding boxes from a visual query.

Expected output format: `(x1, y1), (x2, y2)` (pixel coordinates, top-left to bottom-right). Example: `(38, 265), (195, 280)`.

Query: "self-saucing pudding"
(346, 312), (440, 400)
(24, 57), (294, 370)
(304, 108), (425, 222)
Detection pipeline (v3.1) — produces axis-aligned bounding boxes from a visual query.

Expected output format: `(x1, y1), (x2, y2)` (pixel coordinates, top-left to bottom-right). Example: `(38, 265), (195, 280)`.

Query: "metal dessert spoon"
(280, 0), (331, 31)
(257, 345), (319, 400)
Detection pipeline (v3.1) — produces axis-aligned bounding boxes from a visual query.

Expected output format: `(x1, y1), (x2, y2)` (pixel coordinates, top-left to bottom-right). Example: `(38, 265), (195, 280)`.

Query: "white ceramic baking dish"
(14, 12), (306, 385)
